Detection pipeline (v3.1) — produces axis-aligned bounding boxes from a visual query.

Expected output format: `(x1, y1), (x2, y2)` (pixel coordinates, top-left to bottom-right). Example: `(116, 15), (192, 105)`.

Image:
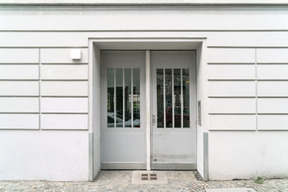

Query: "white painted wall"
(0, 5), (288, 181)
(196, 42), (209, 179)
(207, 47), (288, 179)
(0, 131), (89, 181)
(209, 131), (288, 180)
(0, 47), (89, 180)
(90, 44), (101, 179)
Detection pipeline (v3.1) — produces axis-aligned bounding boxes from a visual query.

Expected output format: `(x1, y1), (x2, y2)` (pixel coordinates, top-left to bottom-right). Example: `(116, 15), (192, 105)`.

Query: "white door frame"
(145, 50), (151, 171)
(88, 38), (208, 180)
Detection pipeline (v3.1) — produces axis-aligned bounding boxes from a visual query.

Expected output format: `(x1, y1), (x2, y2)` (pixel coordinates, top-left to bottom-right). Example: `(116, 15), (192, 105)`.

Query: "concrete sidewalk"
(0, 171), (287, 192)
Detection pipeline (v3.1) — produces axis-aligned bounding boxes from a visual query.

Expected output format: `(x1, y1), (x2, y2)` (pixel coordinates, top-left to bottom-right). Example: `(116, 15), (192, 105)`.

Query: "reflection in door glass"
(174, 69), (181, 128)
(165, 69), (172, 128)
(156, 68), (190, 129)
(107, 68), (140, 128)
(133, 69), (141, 128)
(124, 69), (131, 127)
(107, 69), (114, 127)
(183, 69), (190, 128)
(157, 69), (164, 128)
(116, 69), (123, 127)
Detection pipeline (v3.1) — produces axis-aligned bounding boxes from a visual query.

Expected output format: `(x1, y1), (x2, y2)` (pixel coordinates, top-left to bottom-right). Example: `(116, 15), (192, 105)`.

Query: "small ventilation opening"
(141, 173), (158, 181)
(132, 171), (167, 184)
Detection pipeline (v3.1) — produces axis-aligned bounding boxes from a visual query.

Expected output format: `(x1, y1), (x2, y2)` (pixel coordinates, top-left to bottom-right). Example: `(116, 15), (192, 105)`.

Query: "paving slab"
(0, 171), (287, 192)
(206, 188), (257, 192)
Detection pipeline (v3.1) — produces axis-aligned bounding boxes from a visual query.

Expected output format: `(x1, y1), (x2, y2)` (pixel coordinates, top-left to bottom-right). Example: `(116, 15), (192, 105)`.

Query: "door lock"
(152, 115), (156, 125)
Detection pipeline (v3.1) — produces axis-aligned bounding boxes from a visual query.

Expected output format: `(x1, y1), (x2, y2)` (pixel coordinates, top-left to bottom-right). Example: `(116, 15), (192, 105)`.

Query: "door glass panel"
(133, 69), (141, 128)
(124, 69), (131, 127)
(156, 68), (190, 129)
(107, 68), (114, 127)
(107, 68), (140, 128)
(157, 69), (164, 128)
(182, 69), (190, 128)
(174, 69), (181, 128)
(165, 69), (172, 128)
(116, 69), (123, 127)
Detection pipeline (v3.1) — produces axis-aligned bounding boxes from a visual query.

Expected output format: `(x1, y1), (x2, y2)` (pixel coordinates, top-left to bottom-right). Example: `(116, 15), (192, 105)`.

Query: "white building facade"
(1, 0), (288, 181)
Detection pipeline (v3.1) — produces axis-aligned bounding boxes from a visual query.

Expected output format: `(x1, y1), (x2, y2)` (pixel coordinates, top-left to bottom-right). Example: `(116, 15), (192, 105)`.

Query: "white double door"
(101, 50), (196, 170)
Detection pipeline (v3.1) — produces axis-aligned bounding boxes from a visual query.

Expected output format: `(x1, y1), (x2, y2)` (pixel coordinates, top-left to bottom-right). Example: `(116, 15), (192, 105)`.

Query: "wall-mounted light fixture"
(70, 49), (82, 60)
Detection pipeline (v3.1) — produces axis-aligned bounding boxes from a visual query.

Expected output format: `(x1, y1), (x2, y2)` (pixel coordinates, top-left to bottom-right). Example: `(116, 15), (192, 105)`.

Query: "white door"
(101, 50), (196, 170)
(101, 51), (146, 169)
(151, 51), (197, 170)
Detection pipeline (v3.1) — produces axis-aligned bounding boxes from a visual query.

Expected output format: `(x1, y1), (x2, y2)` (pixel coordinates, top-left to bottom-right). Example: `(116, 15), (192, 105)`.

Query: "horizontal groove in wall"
(209, 96), (256, 98)
(0, 127), (37, 131)
(41, 63), (88, 65)
(0, 46), (89, 49)
(209, 98), (255, 99)
(1, 30), (288, 32)
(0, 62), (39, 65)
(5, 46), (288, 49)
(209, 113), (256, 115)
(0, 112), (39, 114)
(40, 46), (88, 49)
(207, 63), (255, 65)
(208, 46), (288, 49)
(41, 128), (89, 131)
(41, 112), (88, 114)
(257, 63), (288, 65)
(0, 80), (39, 82)
(258, 79), (288, 81)
(257, 129), (288, 132)
(0, 79), (39, 81)
(41, 79), (88, 81)
(209, 129), (257, 132)
(258, 96), (288, 98)
(0, 46), (288, 49)
(94, 29), (288, 33)
(208, 79), (255, 81)
(0, 63), (39, 65)
(258, 113), (288, 115)
(0, 128), (89, 132)
(88, 36), (207, 40)
(0, 96), (39, 97)
(41, 96), (88, 98)
(0, 94), (40, 98)
(41, 63), (88, 67)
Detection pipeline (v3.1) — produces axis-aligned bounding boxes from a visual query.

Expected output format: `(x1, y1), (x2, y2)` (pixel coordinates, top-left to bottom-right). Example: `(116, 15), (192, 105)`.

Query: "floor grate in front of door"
(132, 171), (168, 184)
(193, 170), (204, 181)
(141, 173), (157, 180)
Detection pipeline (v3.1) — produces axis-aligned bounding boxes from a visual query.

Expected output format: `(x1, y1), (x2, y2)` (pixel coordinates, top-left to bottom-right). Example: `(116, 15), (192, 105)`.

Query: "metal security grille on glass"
(107, 68), (140, 128)
(156, 68), (190, 128)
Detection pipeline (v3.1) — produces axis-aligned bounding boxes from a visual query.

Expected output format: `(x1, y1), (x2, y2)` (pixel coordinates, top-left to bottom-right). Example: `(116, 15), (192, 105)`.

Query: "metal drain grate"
(141, 173), (157, 180)
(141, 173), (148, 180)
(132, 171), (167, 184)
(193, 170), (204, 181)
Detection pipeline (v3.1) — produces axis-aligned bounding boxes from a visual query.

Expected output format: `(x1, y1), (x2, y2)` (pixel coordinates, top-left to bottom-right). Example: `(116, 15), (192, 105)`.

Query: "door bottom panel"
(151, 163), (197, 170)
(101, 163), (146, 170)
